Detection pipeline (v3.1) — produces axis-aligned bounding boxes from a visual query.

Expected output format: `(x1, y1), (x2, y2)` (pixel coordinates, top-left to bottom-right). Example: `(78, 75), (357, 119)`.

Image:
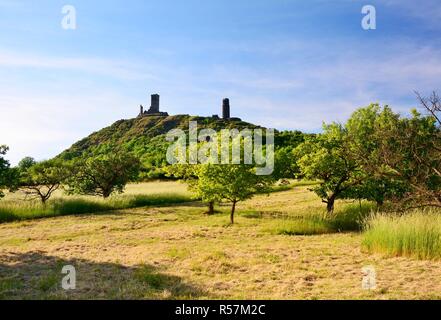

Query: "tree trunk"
(376, 199), (384, 209)
(207, 201), (214, 215)
(326, 195), (336, 213)
(230, 201), (237, 224)
(40, 192), (48, 205)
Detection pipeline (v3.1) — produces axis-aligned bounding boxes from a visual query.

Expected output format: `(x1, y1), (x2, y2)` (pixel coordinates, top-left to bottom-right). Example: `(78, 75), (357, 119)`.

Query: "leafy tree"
(401, 92), (441, 208)
(295, 123), (359, 213)
(342, 100), (440, 209)
(166, 164), (221, 215)
(273, 147), (300, 180)
(275, 130), (307, 149)
(340, 176), (407, 208)
(20, 159), (71, 204)
(195, 164), (275, 224)
(17, 156), (37, 173)
(66, 152), (141, 198)
(0, 145), (18, 198)
(0, 146), (10, 199)
(374, 105), (440, 208)
(306, 101), (440, 211)
(344, 104), (408, 206)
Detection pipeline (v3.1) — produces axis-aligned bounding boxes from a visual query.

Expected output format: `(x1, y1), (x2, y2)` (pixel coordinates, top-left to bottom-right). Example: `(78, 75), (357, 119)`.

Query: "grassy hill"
(57, 115), (263, 178)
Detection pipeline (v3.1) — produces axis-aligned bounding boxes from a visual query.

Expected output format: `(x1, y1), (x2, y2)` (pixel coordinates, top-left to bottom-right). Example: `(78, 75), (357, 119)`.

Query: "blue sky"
(1, 0), (441, 164)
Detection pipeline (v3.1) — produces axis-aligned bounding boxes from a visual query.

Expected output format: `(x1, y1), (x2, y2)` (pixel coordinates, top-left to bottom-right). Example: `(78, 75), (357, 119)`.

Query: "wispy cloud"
(0, 87), (140, 165)
(1, 1), (441, 164)
(0, 51), (158, 81)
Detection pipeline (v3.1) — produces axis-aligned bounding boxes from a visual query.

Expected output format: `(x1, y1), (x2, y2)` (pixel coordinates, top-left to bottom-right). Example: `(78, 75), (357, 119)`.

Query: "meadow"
(1, 180), (441, 300)
(0, 182), (193, 223)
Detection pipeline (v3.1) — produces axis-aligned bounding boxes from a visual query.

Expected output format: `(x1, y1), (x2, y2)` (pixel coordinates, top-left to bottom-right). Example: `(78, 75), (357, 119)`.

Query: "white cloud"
(0, 89), (139, 165)
(0, 51), (158, 81)
(1, 38), (441, 164)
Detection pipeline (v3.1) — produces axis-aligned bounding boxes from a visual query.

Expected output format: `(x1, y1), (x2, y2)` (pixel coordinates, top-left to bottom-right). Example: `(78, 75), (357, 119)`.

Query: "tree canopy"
(0, 145), (18, 199)
(20, 159), (71, 203)
(65, 152), (141, 198)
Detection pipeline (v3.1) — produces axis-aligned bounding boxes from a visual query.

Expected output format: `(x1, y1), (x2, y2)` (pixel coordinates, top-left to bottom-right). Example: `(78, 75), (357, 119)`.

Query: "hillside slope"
(58, 115), (263, 178)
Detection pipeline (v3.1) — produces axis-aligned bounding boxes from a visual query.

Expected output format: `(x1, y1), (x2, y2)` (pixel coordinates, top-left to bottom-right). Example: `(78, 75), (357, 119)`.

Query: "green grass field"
(0, 180), (316, 223)
(0, 181), (193, 223)
(0, 181), (441, 300)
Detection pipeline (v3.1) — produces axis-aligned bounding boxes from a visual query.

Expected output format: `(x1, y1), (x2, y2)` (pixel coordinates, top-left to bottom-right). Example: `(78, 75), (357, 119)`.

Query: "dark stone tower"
(138, 93), (168, 117)
(150, 94), (160, 113)
(222, 98), (230, 119)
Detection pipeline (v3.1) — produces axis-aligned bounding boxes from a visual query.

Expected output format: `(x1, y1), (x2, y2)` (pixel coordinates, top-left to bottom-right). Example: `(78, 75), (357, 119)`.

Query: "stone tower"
(222, 98), (230, 119)
(150, 94), (160, 113)
(138, 93), (169, 117)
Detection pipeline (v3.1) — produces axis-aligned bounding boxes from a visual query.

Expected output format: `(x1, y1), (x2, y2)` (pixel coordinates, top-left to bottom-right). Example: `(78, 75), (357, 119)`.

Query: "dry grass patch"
(0, 181), (440, 299)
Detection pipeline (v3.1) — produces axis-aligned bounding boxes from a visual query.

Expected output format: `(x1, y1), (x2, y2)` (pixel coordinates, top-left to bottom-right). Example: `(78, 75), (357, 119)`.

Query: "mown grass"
(0, 179), (314, 224)
(362, 209), (441, 260)
(0, 193), (192, 223)
(2, 182), (441, 299)
(262, 179), (321, 194)
(268, 215), (333, 235)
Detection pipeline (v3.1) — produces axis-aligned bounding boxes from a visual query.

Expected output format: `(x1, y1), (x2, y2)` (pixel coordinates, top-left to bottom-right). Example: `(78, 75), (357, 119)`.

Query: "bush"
(362, 209), (441, 260)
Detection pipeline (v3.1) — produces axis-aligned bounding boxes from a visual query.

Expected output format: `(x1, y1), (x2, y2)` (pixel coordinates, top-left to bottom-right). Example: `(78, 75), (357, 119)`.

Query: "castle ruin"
(211, 97), (240, 120)
(138, 94), (169, 117)
(138, 94), (240, 121)
(222, 98), (230, 119)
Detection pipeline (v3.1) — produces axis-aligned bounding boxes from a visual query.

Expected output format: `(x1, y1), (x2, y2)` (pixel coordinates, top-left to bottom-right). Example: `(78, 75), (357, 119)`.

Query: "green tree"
(166, 164), (221, 215)
(295, 123), (359, 213)
(20, 159), (71, 204)
(374, 106), (440, 208)
(274, 130), (307, 148)
(273, 147), (300, 180)
(344, 104), (408, 206)
(66, 152), (141, 198)
(17, 156), (37, 173)
(345, 100), (440, 209)
(196, 164), (275, 224)
(0, 145), (18, 198)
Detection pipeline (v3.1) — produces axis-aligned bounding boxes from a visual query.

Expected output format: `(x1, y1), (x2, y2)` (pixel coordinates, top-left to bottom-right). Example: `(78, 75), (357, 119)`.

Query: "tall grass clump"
(330, 201), (375, 231)
(0, 193), (192, 223)
(269, 215), (333, 236)
(264, 201), (375, 236)
(362, 209), (441, 260)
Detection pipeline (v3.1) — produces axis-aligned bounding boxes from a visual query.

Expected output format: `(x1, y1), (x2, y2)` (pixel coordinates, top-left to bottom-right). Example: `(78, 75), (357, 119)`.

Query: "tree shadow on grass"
(169, 201), (206, 208)
(0, 251), (209, 300)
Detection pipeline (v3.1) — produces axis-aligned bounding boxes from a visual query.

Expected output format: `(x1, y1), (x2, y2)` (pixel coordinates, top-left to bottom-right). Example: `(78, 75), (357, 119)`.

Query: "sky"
(1, 0), (441, 164)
